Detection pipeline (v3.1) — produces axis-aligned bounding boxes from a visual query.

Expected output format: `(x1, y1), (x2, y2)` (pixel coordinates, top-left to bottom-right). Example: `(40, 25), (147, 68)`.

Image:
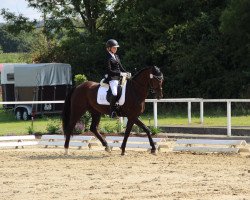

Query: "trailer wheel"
(22, 109), (30, 121)
(15, 110), (23, 120)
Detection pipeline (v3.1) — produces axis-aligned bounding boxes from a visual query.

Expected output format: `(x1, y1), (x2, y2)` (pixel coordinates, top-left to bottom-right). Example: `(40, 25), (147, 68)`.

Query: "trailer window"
(7, 73), (14, 81)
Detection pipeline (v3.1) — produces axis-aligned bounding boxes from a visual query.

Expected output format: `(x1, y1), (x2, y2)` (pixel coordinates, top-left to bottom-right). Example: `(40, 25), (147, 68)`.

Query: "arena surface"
(0, 146), (249, 200)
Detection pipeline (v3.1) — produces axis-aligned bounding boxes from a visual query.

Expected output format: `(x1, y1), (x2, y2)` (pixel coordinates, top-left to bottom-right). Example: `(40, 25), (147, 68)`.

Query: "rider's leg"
(110, 95), (117, 118)
(109, 80), (119, 118)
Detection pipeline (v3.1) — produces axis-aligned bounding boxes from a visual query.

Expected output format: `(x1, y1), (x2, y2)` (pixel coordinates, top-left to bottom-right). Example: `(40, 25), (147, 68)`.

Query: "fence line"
(2, 99), (250, 137)
(202, 99), (250, 137)
(0, 101), (64, 105)
(145, 98), (203, 128)
(146, 98), (250, 137)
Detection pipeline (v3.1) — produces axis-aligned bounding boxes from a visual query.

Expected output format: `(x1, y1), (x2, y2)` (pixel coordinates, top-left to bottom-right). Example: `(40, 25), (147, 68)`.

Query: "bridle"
(149, 73), (163, 93)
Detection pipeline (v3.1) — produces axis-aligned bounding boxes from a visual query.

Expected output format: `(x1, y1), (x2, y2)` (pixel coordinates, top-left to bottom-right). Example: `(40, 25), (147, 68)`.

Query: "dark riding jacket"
(106, 52), (126, 81)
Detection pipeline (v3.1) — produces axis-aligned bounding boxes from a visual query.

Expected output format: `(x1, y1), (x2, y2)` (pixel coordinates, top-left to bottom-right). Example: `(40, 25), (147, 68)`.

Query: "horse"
(62, 66), (164, 155)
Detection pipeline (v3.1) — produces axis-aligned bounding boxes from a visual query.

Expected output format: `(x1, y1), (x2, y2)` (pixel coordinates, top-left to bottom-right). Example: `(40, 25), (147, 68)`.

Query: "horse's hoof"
(105, 146), (111, 153)
(121, 152), (127, 156)
(151, 150), (157, 155)
(64, 149), (70, 156)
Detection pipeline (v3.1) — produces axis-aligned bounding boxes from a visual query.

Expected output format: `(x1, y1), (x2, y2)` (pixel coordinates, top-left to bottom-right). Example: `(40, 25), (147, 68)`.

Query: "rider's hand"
(120, 72), (127, 77)
(126, 72), (131, 78)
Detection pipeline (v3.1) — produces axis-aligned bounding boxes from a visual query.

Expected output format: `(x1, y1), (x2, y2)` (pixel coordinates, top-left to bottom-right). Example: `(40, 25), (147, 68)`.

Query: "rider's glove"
(120, 72), (127, 77)
(126, 72), (132, 78)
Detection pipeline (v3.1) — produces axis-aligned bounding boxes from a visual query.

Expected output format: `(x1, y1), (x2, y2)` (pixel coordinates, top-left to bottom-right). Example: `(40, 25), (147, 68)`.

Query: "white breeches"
(109, 80), (119, 96)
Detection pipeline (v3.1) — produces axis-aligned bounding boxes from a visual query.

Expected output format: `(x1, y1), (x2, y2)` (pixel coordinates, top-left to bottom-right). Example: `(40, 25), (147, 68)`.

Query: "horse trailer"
(0, 63), (72, 120)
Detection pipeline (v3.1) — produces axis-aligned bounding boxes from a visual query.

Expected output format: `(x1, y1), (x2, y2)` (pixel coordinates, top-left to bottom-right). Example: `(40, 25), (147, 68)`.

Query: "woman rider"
(106, 39), (129, 118)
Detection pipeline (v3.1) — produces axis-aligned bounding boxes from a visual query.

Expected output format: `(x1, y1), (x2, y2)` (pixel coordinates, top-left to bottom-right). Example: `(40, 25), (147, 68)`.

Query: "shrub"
(73, 122), (85, 134)
(149, 126), (162, 135)
(131, 125), (143, 134)
(147, 117), (162, 135)
(46, 119), (61, 134)
(116, 119), (123, 133)
(100, 122), (117, 134)
(80, 111), (91, 131)
(26, 125), (34, 134)
(74, 74), (88, 86)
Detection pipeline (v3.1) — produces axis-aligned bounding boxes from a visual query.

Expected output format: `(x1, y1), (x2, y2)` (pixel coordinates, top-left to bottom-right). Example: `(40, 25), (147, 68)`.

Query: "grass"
(141, 113), (250, 127)
(0, 110), (58, 135)
(0, 53), (32, 63)
(1, 108), (250, 136)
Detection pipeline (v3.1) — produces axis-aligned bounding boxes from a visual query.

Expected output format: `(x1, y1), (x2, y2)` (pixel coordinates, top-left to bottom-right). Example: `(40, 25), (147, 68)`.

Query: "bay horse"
(62, 66), (163, 155)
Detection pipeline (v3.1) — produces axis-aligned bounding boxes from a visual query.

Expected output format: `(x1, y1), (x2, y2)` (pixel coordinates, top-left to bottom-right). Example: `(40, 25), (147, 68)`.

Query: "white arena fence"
(1, 99), (250, 137)
(0, 135), (248, 153)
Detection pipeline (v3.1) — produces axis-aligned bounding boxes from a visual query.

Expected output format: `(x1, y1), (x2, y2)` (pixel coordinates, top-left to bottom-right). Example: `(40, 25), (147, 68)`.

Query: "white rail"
(2, 99), (250, 137)
(0, 101), (64, 105)
(145, 98), (203, 126)
(145, 98), (250, 137)
(202, 99), (250, 137)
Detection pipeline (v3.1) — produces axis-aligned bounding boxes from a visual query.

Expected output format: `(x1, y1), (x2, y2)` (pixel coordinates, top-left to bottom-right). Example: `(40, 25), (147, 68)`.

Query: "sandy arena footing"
(0, 146), (249, 200)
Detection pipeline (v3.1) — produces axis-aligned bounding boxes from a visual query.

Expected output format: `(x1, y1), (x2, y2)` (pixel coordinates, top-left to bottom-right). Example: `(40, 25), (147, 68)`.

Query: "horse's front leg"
(64, 134), (70, 155)
(134, 118), (157, 154)
(121, 119), (134, 156)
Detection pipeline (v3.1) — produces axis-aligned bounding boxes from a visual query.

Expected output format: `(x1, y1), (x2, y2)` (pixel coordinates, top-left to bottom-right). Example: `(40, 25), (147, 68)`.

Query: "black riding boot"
(110, 94), (117, 118)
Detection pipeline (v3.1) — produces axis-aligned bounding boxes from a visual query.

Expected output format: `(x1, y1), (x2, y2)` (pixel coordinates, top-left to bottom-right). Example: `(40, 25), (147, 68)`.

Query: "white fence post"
(188, 101), (191, 124)
(123, 117), (128, 127)
(227, 101), (232, 137)
(200, 100), (204, 124)
(119, 117), (123, 124)
(119, 117), (123, 132)
(153, 101), (158, 128)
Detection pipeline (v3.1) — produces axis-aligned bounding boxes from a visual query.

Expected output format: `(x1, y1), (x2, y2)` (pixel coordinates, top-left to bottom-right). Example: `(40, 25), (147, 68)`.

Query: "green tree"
(0, 9), (36, 35)
(220, 0), (250, 68)
(105, 0), (230, 98)
(220, 0), (250, 98)
(0, 25), (34, 52)
(0, 0), (113, 80)
(2, 0), (250, 100)
(26, 0), (111, 35)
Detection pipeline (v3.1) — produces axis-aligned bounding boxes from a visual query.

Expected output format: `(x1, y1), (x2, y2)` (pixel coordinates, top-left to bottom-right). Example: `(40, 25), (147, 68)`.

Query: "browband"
(150, 74), (163, 80)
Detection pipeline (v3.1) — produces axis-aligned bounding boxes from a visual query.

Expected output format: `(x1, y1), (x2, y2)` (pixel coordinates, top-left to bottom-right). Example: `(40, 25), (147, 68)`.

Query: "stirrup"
(110, 111), (117, 118)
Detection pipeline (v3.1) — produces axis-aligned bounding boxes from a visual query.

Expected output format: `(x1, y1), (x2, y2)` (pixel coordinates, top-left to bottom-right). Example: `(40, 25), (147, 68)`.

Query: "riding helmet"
(106, 39), (120, 48)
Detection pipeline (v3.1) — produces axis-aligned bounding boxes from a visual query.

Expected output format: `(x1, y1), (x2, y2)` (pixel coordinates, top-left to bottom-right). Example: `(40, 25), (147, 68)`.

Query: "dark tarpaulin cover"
(14, 63), (72, 87)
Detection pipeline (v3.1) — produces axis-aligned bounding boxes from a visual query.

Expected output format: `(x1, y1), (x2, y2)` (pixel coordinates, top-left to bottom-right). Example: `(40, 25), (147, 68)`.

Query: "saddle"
(106, 85), (122, 103)
(97, 77), (127, 105)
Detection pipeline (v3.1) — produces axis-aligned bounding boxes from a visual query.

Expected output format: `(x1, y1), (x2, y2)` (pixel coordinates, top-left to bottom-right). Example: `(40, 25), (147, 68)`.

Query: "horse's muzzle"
(157, 94), (163, 100)
(155, 92), (163, 100)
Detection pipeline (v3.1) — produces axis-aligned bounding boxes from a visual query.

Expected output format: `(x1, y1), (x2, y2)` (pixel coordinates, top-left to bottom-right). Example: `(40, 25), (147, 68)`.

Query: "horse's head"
(149, 66), (163, 99)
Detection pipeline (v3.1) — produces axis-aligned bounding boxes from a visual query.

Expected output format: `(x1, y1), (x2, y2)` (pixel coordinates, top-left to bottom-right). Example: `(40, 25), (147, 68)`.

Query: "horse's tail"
(62, 87), (76, 137)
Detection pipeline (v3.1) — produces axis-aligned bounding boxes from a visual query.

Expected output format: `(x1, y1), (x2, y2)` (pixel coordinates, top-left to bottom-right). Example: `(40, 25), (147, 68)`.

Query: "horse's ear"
(152, 66), (161, 75)
(153, 65), (159, 70)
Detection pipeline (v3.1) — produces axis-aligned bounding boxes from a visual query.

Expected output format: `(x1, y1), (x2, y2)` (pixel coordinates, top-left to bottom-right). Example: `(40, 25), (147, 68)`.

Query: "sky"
(0, 0), (42, 23)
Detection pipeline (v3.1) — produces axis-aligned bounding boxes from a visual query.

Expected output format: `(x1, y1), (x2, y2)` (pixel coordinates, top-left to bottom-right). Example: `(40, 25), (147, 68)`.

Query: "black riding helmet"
(106, 39), (120, 48)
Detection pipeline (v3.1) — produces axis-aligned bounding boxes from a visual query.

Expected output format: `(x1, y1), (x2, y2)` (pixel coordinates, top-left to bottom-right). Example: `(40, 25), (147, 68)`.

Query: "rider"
(106, 39), (129, 118)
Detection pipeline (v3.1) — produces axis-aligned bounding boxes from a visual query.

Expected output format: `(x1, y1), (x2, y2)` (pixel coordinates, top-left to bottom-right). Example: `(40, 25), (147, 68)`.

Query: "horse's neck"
(132, 70), (150, 101)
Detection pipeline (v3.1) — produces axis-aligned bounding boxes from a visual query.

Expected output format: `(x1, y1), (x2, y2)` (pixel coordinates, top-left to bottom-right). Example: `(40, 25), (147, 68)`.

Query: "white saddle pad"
(97, 81), (127, 105)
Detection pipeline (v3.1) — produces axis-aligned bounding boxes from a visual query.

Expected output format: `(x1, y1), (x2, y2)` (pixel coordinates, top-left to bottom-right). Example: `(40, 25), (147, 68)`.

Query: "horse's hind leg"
(90, 113), (110, 152)
(64, 107), (87, 155)
(64, 120), (80, 155)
